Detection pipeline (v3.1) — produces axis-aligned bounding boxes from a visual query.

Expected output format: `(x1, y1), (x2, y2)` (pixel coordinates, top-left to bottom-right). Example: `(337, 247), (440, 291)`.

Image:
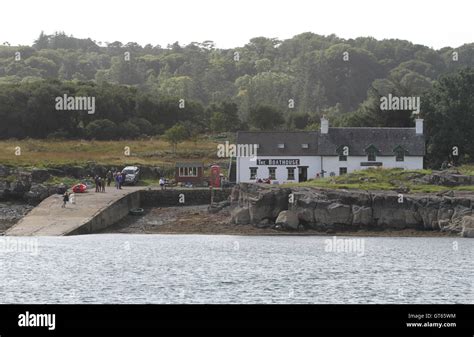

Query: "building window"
(287, 167), (295, 180)
(250, 167), (257, 180)
(339, 167), (347, 175)
(395, 152), (405, 162)
(365, 144), (379, 162)
(179, 167), (198, 177)
(339, 155), (347, 161)
(268, 167), (276, 180)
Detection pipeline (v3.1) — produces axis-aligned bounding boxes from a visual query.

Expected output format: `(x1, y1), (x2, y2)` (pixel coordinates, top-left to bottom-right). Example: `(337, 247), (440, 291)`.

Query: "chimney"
(415, 119), (423, 135)
(321, 116), (329, 134)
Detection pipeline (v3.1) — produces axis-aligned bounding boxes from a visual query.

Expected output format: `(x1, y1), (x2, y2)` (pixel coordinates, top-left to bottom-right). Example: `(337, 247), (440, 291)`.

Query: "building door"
(298, 166), (308, 182)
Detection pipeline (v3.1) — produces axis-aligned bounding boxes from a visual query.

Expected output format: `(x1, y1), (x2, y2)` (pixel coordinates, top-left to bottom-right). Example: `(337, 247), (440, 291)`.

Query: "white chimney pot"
(416, 119), (423, 134)
(321, 117), (329, 134)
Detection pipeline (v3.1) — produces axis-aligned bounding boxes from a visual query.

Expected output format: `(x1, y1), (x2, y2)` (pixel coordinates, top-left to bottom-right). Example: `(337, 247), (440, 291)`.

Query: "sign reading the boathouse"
(360, 162), (383, 166)
(257, 159), (300, 165)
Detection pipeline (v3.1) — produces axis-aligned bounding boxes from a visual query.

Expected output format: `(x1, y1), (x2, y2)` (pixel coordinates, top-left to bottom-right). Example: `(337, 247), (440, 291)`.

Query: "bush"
(130, 117), (153, 135)
(85, 119), (118, 140)
(118, 121), (140, 139)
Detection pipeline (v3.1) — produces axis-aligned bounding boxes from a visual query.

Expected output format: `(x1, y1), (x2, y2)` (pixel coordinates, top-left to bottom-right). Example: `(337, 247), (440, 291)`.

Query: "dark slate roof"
(318, 128), (425, 156)
(237, 128), (425, 156)
(236, 131), (318, 156)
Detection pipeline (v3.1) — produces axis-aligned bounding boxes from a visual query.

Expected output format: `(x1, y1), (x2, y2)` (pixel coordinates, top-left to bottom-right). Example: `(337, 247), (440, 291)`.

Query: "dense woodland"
(0, 32), (473, 166)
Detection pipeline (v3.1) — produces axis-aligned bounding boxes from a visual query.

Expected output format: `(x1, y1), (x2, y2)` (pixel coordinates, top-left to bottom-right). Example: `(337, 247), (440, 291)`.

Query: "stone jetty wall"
(141, 188), (231, 207)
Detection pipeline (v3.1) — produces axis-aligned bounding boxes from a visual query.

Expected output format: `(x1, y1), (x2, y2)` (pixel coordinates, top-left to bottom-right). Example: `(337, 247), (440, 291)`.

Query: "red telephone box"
(210, 165), (221, 188)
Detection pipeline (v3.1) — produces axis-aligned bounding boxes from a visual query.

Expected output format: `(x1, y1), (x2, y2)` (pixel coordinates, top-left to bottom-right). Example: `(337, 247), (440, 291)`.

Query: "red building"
(175, 162), (204, 186)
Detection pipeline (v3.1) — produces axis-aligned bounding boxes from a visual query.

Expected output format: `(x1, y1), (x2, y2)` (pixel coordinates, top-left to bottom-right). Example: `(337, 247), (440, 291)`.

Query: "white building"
(236, 117), (425, 183)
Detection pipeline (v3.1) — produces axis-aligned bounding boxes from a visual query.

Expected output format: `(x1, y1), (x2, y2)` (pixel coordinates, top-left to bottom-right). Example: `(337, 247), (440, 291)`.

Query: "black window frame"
(268, 167), (276, 180)
(339, 167), (347, 175)
(249, 167), (258, 180)
(287, 167), (295, 180)
(367, 153), (376, 162)
(395, 151), (405, 162)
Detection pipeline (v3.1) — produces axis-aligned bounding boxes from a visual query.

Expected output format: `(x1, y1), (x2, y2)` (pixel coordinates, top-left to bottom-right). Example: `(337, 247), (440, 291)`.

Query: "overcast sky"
(2, 0), (473, 49)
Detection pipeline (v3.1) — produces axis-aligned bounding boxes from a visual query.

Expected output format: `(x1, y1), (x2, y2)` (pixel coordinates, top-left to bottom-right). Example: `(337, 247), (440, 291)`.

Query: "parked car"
(122, 166), (140, 185)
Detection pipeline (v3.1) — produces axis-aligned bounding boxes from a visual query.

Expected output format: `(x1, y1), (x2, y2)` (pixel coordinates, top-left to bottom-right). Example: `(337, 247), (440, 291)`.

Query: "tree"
(423, 68), (474, 167)
(209, 102), (240, 132)
(33, 31), (50, 50)
(249, 105), (284, 130)
(255, 58), (272, 73)
(163, 123), (187, 153)
(210, 111), (226, 132)
(288, 112), (310, 129)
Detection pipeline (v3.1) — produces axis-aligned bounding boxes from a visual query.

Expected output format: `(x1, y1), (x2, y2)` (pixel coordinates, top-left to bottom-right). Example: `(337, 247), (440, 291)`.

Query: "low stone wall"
(141, 188), (231, 207)
(68, 191), (141, 235)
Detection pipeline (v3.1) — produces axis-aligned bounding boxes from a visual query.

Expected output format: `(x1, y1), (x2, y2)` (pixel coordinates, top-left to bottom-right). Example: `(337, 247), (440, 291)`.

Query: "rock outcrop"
(230, 183), (474, 235)
(416, 170), (474, 187)
(275, 210), (299, 230)
(461, 216), (474, 238)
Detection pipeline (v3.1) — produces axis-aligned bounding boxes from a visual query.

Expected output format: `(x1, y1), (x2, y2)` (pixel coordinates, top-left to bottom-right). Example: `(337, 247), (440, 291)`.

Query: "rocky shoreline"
(229, 184), (474, 237)
(101, 205), (457, 237)
(1, 163), (474, 237)
(0, 202), (34, 234)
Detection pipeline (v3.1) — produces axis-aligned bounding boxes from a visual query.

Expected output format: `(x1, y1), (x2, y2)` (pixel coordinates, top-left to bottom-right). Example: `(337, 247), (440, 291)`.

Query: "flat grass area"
(0, 137), (221, 168)
(285, 167), (474, 193)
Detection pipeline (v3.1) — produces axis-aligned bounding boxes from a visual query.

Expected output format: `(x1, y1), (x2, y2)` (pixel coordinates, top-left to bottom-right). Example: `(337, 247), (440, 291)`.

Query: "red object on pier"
(210, 164), (221, 188)
(72, 183), (87, 193)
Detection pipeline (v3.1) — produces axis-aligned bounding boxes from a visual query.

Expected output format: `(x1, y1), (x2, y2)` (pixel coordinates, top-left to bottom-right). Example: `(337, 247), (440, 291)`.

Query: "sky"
(1, 0), (473, 49)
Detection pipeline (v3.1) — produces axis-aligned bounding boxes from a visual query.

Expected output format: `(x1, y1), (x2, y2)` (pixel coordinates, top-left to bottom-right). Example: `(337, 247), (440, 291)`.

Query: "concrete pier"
(5, 187), (143, 236)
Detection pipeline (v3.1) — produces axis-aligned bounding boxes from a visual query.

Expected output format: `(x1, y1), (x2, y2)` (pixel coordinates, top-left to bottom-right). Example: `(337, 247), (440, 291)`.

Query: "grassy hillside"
(286, 167), (474, 193)
(0, 137), (222, 167)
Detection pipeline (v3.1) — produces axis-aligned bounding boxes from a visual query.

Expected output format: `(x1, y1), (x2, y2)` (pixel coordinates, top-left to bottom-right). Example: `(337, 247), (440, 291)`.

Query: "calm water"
(0, 235), (472, 304)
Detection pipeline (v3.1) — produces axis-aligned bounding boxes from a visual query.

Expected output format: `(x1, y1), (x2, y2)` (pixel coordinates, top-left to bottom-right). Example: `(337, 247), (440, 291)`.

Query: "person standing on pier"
(114, 172), (119, 189)
(117, 173), (123, 189)
(62, 192), (69, 208)
(121, 171), (126, 188)
(106, 170), (113, 187)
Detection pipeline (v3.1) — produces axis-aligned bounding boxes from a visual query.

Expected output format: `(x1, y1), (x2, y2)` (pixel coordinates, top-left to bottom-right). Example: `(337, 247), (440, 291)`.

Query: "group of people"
(94, 175), (107, 192)
(61, 169), (129, 208)
(93, 170), (127, 192)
